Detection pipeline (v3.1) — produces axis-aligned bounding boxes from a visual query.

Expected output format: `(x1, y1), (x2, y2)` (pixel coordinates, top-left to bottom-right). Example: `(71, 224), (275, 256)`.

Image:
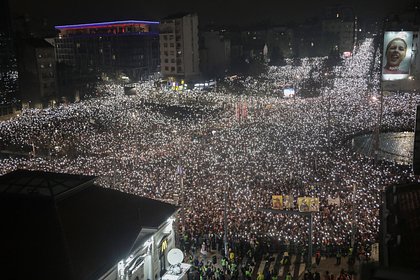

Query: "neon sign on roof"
(55, 20), (160, 30)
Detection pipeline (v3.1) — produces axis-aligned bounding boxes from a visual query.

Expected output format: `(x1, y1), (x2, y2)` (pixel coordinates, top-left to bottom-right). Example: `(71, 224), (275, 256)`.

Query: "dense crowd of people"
(0, 37), (418, 260)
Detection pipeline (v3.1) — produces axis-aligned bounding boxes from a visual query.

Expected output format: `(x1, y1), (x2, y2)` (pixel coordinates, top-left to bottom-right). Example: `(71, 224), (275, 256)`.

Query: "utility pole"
(224, 182), (229, 257)
(351, 184), (357, 248)
(177, 163), (185, 229)
(373, 85), (384, 164)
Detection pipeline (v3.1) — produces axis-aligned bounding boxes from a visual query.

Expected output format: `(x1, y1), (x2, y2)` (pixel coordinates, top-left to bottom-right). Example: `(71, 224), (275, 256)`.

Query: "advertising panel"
(382, 31), (413, 81)
(283, 88), (295, 98)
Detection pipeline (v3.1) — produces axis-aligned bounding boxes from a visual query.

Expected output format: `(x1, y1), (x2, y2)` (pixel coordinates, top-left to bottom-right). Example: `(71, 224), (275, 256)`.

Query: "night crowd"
(0, 37), (417, 279)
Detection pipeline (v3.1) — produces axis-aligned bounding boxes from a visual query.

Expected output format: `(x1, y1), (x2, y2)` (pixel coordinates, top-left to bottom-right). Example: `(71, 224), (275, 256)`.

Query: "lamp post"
(373, 84), (384, 164)
(350, 184), (357, 249)
(224, 182), (229, 257)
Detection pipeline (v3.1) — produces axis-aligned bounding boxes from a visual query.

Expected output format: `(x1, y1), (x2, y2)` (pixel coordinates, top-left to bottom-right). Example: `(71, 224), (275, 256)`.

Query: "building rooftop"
(55, 20), (159, 30)
(0, 169), (95, 198)
(0, 170), (178, 280)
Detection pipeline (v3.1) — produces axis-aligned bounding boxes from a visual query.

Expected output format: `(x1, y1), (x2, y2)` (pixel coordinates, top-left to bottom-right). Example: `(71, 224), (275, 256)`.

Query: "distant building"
(18, 38), (57, 108)
(321, 6), (356, 54)
(0, 170), (179, 280)
(267, 26), (294, 61)
(54, 20), (160, 100)
(200, 31), (231, 78)
(239, 28), (269, 60)
(0, 0), (19, 116)
(159, 13), (200, 82)
(295, 20), (326, 57)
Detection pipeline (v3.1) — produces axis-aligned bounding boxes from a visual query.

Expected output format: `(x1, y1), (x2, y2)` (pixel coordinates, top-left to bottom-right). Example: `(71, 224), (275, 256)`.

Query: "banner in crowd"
(297, 197), (319, 212)
(272, 195), (283, 209)
(283, 195), (294, 209)
(327, 196), (340, 206)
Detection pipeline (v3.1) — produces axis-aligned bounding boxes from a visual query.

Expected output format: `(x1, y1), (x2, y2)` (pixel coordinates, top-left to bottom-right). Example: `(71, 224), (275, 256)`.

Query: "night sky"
(10, 0), (416, 27)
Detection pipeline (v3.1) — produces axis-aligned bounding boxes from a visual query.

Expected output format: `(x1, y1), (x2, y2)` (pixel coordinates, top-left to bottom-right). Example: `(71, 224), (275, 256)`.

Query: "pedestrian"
(315, 250), (321, 266)
(324, 271), (330, 280)
(271, 270), (278, 280)
(336, 251), (341, 265)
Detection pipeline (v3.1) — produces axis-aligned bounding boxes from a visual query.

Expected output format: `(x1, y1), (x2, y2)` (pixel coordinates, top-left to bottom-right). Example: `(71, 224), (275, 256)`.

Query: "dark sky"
(10, 0), (416, 27)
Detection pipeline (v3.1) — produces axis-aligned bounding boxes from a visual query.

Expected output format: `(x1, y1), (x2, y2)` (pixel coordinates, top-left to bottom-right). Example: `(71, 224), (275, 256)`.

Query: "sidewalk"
(300, 256), (359, 279)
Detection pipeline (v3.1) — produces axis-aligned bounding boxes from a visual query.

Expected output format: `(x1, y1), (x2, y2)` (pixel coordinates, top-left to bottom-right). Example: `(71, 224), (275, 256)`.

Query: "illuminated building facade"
(54, 20), (160, 100)
(159, 13), (200, 82)
(0, 170), (179, 280)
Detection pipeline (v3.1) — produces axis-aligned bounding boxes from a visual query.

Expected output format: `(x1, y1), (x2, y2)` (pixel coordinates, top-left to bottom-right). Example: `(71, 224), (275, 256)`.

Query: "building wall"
(160, 14), (200, 81)
(100, 215), (177, 280)
(35, 47), (57, 104)
(201, 31), (231, 77)
(19, 41), (57, 108)
(55, 22), (160, 101)
(322, 19), (355, 53)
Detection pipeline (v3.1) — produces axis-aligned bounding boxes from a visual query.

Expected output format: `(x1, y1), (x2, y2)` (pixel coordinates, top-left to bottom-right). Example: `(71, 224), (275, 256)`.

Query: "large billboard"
(382, 31), (413, 81)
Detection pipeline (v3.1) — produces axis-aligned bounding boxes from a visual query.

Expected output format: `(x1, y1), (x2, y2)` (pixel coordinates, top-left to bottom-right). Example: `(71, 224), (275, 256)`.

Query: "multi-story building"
(200, 31), (231, 78)
(321, 6), (355, 54)
(294, 20), (326, 57)
(0, 0), (19, 116)
(18, 38), (57, 108)
(267, 26), (294, 62)
(54, 20), (160, 100)
(159, 13), (200, 83)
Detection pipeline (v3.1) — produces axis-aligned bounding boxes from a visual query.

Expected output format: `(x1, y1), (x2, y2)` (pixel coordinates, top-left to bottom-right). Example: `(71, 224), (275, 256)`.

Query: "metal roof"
(0, 169), (96, 199)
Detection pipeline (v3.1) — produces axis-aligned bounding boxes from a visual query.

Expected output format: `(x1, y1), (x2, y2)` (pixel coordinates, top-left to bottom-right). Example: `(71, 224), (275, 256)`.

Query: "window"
(170, 66), (175, 72)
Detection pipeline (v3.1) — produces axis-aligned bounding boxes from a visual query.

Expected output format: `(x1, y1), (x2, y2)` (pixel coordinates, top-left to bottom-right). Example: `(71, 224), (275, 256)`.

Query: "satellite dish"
(167, 248), (184, 265)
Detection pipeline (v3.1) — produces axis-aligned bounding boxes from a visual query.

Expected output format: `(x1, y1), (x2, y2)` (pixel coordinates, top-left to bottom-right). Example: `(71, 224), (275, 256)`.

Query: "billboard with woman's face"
(382, 31), (413, 81)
